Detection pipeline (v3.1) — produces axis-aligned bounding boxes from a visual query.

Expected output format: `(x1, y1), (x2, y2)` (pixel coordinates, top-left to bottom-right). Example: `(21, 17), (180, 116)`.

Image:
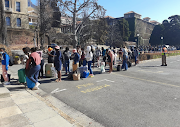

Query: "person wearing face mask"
(0, 48), (10, 85)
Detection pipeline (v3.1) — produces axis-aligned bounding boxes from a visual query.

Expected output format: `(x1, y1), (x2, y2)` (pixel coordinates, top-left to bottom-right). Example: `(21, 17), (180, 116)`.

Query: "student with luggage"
(121, 46), (128, 71)
(71, 49), (80, 72)
(63, 47), (71, 75)
(26, 47), (41, 90)
(54, 46), (63, 82)
(0, 48), (10, 85)
(95, 47), (101, 67)
(85, 46), (94, 77)
(81, 48), (86, 66)
(22, 47), (30, 66)
(76, 46), (82, 67)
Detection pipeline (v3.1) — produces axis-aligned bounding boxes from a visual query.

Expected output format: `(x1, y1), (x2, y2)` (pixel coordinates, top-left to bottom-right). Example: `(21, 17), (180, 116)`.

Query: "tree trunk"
(72, 1), (77, 48)
(1, 0), (7, 45)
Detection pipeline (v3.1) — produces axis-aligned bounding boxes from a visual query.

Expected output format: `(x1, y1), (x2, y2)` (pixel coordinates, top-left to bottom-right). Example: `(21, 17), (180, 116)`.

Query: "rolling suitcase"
(117, 65), (121, 71)
(45, 63), (54, 77)
(18, 69), (26, 83)
(127, 61), (132, 67)
(26, 77), (35, 89)
(1, 74), (11, 82)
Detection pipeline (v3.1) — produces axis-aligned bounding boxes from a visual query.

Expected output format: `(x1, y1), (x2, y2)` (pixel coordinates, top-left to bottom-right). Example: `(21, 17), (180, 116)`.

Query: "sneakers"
(89, 74), (94, 78)
(32, 82), (40, 90)
(3, 82), (10, 85)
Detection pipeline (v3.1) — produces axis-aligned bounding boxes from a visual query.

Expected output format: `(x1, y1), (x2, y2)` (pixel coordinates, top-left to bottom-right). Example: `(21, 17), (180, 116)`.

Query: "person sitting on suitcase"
(0, 48), (10, 85)
(71, 49), (80, 72)
(26, 47), (41, 90)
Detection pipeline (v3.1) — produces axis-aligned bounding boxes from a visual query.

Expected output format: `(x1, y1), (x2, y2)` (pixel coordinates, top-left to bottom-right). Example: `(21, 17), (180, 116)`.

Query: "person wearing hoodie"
(0, 48), (10, 85)
(85, 46), (94, 77)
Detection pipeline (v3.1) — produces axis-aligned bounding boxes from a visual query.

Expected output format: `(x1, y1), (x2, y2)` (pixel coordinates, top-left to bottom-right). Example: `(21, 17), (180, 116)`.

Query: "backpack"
(3, 53), (13, 66)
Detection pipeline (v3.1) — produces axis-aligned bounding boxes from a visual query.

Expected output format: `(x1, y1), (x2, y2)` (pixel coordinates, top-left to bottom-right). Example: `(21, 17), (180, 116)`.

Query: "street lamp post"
(137, 34), (139, 47)
(161, 37), (163, 52)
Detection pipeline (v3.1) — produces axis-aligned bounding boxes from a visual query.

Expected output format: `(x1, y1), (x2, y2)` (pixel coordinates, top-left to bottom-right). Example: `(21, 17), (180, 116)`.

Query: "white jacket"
(85, 46), (93, 61)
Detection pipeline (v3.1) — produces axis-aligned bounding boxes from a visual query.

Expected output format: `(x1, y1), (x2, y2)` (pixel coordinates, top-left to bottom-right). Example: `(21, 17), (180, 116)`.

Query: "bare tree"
(58, 0), (106, 47)
(0, 0), (7, 45)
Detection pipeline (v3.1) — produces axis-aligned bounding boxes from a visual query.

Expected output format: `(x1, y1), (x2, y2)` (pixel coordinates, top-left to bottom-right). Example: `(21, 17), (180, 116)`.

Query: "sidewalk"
(0, 69), (76, 127)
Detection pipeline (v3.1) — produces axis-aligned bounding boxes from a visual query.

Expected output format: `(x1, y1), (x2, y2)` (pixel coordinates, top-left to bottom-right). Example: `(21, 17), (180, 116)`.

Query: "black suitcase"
(127, 61), (132, 67)
(117, 65), (121, 71)
(1, 74), (11, 82)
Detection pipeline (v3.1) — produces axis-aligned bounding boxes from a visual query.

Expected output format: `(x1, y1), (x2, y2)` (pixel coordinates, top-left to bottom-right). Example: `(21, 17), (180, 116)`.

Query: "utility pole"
(0, 0), (7, 45)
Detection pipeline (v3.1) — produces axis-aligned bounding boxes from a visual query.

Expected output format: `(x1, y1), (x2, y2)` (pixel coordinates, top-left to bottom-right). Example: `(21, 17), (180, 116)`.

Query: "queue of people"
(0, 45), (140, 90)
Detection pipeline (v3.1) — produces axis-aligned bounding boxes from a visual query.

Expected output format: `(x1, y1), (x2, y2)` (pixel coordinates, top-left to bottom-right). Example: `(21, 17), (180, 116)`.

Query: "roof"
(124, 11), (141, 16)
(104, 16), (114, 19)
(143, 17), (150, 19)
(150, 20), (158, 23)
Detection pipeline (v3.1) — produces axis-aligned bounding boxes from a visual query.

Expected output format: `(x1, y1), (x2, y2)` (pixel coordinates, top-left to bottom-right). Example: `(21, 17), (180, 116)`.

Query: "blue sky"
(31, 0), (180, 23)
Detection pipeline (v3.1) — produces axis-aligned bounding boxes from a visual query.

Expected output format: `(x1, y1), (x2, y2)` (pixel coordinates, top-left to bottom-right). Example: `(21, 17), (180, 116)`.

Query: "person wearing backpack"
(63, 47), (71, 75)
(0, 48), (10, 85)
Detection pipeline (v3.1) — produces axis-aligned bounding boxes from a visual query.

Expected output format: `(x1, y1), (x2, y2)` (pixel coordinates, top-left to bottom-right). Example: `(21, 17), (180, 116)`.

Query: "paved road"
(9, 56), (180, 127)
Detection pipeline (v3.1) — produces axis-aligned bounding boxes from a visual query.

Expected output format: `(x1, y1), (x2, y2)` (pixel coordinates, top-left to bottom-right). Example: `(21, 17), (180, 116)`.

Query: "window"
(16, 2), (20, 12)
(17, 18), (21, 27)
(5, 0), (9, 7)
(6, 17), (10, 26)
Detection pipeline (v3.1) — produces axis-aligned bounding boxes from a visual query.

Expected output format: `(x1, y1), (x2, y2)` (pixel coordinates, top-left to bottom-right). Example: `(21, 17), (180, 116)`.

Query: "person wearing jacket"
(26, 47), (41, 90)
(85, 46), (94, 77)
(71, 49), (80, 72)
(0, 48), (10, 85)
(63, 47), (71, 75)
(54, 46), (63, 82)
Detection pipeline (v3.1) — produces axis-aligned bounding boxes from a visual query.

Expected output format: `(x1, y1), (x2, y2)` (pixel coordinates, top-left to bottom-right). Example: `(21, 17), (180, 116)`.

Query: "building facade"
(105, 11), (160, 46)
(4, 0), (29, 29)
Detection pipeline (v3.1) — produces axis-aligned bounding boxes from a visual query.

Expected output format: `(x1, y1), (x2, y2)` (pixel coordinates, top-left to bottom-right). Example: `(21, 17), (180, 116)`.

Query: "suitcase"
(45, 63), (54, 77)
(73, 73), (80, 81)
(117, 65), (121, 71)
(127, 61), (132, 67)
(82, 71), (89, 78)
(18, 69), (26, 83)
(78, 66), (88, 77)
(1, 74), (11, 82)
(26, 77), (35, 89)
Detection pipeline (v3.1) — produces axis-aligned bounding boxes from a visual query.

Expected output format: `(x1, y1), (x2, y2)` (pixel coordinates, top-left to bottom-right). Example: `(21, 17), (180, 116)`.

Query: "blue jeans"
(88, 61), (93, 74)
(122, 55), (128, 70)
(28, 65), (41, 83)
(135, 56), (137, 64)
(65, 60), (70, 73)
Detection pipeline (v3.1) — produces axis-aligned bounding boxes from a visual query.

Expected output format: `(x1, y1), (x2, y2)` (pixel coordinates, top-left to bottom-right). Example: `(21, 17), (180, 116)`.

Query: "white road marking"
(96, 79), (115, 83)
(51, 88), (67, 94)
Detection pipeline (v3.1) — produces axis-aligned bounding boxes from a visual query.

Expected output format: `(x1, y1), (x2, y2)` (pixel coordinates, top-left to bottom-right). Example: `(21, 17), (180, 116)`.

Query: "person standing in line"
(81, 48), (86, 66)
(121, 46), (128, 71)
(119, 48), (122, 61)
(63, 47), (71, 75)
(71, 49), (80, 72)
(91, 47), (96, 68)
(48, 47), (55, 63)
(76, 46), (82, 67)
(112, 47), (117, 65)
(102, 47), (106, 66)
(85, 46), (94, 77)
(133, 47), (139, 65)
(54, 46), (63, 82)
(37, 49), (44, 79)
(0, 48), (10, 85)
(26, 47), (41, 90)
(96, 47), (101, 67)
(22, 47), (30, 66)
(107, 49), (114, 73)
